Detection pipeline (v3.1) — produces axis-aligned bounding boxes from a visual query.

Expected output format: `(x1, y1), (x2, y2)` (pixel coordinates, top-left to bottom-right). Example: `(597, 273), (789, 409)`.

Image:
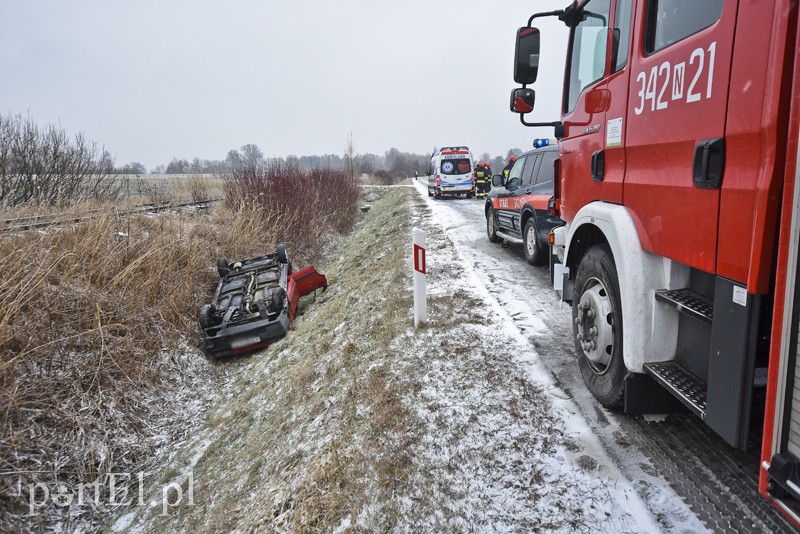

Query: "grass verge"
(121, 186), (416, 532)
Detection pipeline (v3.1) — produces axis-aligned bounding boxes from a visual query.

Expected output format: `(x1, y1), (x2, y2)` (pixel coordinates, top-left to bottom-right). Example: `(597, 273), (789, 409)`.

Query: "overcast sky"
(0, 1), (568, 169)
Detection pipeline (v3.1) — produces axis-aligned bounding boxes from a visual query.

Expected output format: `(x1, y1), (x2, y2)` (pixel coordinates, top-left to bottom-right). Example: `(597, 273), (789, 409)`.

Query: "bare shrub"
(372, 170), (397, 185)
(188, 174), (210, 203)
(0, 113), (121, 208)
(223, 161), (359, 262)
(131, 176), (174, 204)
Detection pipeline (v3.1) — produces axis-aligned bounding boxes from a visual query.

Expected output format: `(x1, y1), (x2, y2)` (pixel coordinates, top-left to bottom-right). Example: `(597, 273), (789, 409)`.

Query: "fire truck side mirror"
(510, 88), (536, 114)
(492, 175), (504, 188)
(514, 27), (540, 84)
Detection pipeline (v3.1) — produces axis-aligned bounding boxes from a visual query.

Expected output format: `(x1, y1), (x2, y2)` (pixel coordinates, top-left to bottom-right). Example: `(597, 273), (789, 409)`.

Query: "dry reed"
(0, 169), (358, 530)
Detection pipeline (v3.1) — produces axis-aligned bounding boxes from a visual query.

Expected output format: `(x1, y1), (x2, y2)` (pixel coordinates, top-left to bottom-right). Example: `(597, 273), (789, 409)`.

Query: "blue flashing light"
(533, 138), (550, 148)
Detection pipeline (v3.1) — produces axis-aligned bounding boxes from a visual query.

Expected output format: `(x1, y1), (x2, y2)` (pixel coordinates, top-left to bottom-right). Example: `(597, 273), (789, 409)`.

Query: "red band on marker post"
(414, 244), (426, 274)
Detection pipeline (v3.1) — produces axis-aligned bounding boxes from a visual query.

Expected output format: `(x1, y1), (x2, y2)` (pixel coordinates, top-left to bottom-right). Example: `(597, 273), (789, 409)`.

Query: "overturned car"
(198, 244), (328, 359)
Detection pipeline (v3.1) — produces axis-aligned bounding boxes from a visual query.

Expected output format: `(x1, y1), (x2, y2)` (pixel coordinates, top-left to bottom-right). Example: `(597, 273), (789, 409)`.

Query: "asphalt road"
(417, 183), (795, 534)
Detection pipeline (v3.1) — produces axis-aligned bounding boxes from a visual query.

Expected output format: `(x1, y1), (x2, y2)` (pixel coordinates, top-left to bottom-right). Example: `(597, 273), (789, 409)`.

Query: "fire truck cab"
(512, 0), (800, 524)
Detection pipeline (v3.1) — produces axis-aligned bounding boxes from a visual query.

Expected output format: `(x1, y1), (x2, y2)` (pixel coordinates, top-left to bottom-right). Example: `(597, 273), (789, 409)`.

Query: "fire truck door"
(623, 1), (732, 273)
(558, 0), (617, 222)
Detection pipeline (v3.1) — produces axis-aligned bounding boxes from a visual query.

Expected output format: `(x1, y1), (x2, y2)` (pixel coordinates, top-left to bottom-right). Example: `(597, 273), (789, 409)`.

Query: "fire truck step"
(654, 288), (713, 325)
(643, 362), (707, 419)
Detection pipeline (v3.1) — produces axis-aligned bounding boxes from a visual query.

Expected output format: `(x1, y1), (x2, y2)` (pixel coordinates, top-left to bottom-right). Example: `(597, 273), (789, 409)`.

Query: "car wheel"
(216, 257), (229, 277)
(466, 192), (474, 199)
(199, 304), (214, 329)
(270, 287), (286, 313)
(572, 244), (627, 410)
(523, 219), (546, 266)
(434, 189), (442, 199)
(277, 243), (288, 264)
(486, 207), (500, 243)
(428, 187), (433, 197)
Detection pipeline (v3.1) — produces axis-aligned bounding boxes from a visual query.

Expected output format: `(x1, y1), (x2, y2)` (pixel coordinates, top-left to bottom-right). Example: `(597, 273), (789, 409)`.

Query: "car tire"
(277, 243), (288, 264)
(434, 189), (442, 200)
(270, 287), (286, 313)
(486, 207), (500, 243)
(428, 187), (433, 197)
(216, 257), (229, 277)
(523, 218), (546, 266)
(572, 244), (627, 410)
(199, 304), (214, 329)
(466, 192), (474, 199)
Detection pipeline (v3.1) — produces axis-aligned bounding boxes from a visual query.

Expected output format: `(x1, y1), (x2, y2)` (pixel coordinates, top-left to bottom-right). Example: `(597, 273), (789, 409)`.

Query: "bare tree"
(240, 144), (263, 169)
(0, 113), (120, 207)
(344, 131), (357, 180)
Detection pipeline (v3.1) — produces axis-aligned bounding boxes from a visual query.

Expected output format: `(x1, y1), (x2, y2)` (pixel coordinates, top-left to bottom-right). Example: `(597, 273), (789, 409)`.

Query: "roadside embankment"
(116, 185), (661, 533)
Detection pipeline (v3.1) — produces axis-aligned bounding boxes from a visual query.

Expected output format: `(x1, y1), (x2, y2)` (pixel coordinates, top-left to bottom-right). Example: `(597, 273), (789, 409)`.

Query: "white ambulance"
(427, 146), (475, 199)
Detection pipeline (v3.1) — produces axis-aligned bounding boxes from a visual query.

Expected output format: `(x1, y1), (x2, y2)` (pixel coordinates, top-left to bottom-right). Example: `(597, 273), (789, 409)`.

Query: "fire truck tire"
(523, 219), (545, 266)
(487, 207), (501, 243)
(572, 244), (627, 410)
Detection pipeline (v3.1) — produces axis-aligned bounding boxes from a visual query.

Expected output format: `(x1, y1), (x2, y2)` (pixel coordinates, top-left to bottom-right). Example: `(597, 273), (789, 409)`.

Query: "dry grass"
(0, 171), (357, 531)
(126, 186), (416, 532)
(0, 174), (224, 225)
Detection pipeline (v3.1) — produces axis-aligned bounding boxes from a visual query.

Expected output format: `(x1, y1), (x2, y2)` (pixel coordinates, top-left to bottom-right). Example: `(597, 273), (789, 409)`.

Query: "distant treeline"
(149, 145), (433, 183)
(149, 145), (526, 181)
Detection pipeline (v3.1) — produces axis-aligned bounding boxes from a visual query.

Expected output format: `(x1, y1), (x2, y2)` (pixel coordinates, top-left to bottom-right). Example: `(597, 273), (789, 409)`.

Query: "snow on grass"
(377, 189), (661, 532)
(110, 184), (705, 532)
(410, 179), (707, 532)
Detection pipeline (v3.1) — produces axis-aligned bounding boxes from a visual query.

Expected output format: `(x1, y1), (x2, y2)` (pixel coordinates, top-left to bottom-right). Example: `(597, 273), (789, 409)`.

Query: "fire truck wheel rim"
(577, 276), (615, 374)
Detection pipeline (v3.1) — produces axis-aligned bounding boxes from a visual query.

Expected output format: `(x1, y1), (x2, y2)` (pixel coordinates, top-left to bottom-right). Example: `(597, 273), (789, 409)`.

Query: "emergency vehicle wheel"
(523, 219), (545, 266)
(572, 244), (627, 409)
(486, 208), (500, 243)
(428, 187), (433, 197)
(434, 188), (442, 200)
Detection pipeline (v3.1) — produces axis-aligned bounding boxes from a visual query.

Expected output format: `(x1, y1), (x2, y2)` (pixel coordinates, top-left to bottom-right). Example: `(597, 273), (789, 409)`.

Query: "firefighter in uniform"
(474, 162), (491, 198)
(503, 155), (518, 180)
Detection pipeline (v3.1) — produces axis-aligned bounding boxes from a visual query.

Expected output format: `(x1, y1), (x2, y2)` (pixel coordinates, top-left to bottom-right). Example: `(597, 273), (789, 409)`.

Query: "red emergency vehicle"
(511, 0), (800, 524)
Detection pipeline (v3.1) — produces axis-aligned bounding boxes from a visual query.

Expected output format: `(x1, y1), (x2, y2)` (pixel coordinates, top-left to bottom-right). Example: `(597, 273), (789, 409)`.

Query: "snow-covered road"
(410, 179), (707, 532)
(411, 176), (800, 532)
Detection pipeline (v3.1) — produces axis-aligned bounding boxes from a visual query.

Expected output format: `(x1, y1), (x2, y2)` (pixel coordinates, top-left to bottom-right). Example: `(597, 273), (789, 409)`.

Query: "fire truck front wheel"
(572, 244), (627, 410)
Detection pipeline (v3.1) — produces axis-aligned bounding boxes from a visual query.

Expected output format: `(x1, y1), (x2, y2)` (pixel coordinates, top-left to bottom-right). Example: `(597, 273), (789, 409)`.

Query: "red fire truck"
(511, 0), (800, 524)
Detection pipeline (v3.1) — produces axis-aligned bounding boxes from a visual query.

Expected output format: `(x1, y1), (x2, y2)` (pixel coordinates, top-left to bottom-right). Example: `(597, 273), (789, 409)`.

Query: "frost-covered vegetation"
(0, 165), (358, 531)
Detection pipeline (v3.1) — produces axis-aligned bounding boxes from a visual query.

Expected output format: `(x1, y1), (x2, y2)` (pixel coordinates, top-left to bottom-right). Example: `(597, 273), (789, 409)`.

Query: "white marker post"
(412, 227), (427, 327)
